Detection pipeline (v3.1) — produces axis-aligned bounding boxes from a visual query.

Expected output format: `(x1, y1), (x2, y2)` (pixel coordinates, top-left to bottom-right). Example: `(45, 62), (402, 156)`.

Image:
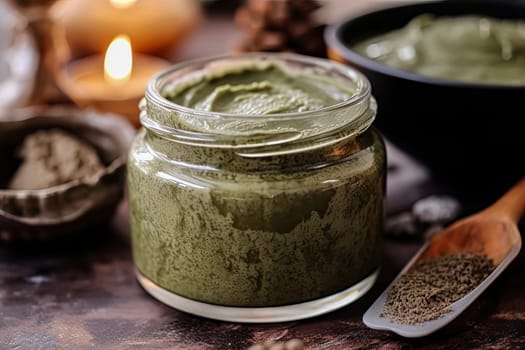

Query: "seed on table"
(285, 338), (305, 350)
(268, 342), (286, 350)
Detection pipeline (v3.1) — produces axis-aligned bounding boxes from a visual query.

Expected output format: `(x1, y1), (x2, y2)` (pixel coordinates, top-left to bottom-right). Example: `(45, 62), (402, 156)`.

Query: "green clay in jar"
(128, 58), (385, 307)
(162, 60), (354, 114)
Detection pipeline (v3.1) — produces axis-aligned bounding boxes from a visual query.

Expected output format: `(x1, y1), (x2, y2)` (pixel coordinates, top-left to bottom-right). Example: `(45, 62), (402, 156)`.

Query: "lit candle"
(56, 34), (170, 126)
(104, 34), (133, 85)
(52, 0), (201, 55)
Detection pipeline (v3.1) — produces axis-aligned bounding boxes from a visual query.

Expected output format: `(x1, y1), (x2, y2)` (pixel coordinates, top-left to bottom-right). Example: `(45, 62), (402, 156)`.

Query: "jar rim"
(145, 52), (371, 121)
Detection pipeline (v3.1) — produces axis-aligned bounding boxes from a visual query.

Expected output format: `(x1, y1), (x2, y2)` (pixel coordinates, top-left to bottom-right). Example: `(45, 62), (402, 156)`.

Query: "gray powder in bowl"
(8, 129), (104, 190)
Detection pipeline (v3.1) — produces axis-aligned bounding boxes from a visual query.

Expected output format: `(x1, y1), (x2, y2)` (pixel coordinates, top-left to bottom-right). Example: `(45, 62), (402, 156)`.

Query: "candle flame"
(109, 0), (137, 9)
(104, 35), (132, 85)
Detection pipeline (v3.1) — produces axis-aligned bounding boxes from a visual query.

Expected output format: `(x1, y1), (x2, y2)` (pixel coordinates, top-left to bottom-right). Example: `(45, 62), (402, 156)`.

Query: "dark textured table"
(1, 7), (525, 350)
(1, 200), (524, 350)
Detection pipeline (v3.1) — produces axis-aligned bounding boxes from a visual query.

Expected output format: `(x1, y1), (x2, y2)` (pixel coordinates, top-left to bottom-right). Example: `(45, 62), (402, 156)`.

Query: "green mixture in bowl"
(353, 14), (525, 85)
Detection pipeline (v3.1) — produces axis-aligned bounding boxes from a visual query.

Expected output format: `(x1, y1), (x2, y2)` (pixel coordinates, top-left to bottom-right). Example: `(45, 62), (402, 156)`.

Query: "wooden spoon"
(419, 178), (524, 265)
(363, 178), (524, 338)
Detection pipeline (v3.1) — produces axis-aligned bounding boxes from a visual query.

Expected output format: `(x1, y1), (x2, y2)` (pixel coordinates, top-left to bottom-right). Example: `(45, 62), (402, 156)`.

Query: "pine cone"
(235, 0), (326, 57)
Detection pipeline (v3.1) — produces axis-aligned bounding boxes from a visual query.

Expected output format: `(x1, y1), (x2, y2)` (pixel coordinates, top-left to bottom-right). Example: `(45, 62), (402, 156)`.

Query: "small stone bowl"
(0, 106), (135, 240)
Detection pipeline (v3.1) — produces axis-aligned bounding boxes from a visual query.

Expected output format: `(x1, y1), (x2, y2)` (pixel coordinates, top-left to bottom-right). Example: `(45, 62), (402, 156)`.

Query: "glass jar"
(128, 54), (386, 322)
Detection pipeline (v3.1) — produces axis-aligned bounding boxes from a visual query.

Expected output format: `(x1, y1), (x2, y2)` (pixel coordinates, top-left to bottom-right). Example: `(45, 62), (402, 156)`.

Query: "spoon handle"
(487, 177), (525, 223)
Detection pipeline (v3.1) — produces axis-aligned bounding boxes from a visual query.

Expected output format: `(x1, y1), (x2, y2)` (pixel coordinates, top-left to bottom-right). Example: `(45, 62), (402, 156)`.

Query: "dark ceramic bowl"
(325, 0), (525, 202)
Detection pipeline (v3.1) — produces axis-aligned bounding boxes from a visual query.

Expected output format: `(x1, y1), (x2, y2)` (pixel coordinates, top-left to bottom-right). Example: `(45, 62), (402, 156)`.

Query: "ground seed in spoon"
(381, 253), (494, 325)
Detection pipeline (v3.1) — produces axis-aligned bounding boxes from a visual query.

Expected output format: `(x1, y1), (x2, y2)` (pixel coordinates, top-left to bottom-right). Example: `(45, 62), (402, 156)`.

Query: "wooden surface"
(1, 6), (525, 350)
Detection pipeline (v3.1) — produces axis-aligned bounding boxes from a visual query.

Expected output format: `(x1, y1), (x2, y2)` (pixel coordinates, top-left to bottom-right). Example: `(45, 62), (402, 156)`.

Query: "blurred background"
(0, 0), (523, 236)
(0, 0), (424, 114)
